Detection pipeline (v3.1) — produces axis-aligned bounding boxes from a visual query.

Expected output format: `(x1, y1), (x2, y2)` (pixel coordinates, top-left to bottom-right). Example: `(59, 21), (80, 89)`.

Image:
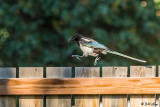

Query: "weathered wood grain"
(1, 77), (160, 95)
(0, 68), (16, 107)
(19, 67), (43, 107)
(0, 68), (16, 78)
(46, 67), (71, 107)
(102, 67), (127, 107)
(130, 66), (156, 107)
(75, 67), (100, 107)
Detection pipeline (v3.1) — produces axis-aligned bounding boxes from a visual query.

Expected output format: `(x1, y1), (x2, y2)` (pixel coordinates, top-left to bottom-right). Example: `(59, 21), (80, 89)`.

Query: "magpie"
(68, 34), (146, 65)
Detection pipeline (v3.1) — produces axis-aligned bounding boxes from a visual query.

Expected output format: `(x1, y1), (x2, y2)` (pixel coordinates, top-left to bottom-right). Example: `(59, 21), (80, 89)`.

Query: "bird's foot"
(94, 57), (101, 66)
(72, 55), (83, 60)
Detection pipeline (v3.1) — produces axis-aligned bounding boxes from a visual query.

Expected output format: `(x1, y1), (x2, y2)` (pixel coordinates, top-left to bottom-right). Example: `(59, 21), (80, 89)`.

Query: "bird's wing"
(80, 40), (108, 50)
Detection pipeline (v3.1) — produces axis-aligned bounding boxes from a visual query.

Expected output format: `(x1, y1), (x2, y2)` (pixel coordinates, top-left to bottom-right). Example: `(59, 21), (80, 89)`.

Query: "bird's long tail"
(104, 50), (146, 63)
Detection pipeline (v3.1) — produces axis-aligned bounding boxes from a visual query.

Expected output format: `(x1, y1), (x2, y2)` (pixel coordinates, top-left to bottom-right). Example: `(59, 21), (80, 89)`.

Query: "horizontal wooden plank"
(1, 78), (160, 95)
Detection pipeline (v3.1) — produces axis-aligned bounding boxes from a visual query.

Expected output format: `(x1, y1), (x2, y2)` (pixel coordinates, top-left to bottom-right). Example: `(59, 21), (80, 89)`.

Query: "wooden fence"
(0, 66), (159, 107)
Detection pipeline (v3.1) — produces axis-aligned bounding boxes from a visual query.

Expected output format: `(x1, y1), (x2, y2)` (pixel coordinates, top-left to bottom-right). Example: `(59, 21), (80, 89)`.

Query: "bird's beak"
(68, 38), (73, 43)
(68, 39), (71, 43)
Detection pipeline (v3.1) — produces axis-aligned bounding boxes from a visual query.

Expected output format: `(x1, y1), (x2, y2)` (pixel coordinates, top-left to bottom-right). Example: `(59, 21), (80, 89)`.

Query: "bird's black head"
(68, 34), (83, 42)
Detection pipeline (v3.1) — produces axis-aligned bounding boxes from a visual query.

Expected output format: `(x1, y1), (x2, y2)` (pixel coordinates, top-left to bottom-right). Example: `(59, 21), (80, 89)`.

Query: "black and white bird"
(68, 34), (146, 65)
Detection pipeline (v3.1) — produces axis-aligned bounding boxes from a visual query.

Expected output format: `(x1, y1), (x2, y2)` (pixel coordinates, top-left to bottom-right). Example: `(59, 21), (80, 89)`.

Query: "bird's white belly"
(80, 44), (93, 54)
(80, 44), (98, 57)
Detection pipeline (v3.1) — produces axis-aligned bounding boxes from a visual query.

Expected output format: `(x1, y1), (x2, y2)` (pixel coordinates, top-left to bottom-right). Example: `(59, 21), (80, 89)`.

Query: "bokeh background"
(1, 0), (160, 67)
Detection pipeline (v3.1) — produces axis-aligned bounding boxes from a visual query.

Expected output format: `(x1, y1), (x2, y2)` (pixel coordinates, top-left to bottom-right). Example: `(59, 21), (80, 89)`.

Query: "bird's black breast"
(76, 41), (80, 46)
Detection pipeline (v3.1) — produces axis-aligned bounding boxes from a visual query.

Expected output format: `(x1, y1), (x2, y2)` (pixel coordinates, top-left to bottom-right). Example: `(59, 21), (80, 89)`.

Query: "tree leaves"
(0, 0), (160, 66)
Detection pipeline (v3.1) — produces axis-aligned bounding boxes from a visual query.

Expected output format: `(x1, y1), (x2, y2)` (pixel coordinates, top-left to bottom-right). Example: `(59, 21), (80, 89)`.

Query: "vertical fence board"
(102, 67), (127, 107)
(130, 66), (156, 107)
(19, 67), (43, 107)
(75, 67), (100, 107)
(0, 68), (16, 107)
(46, 67), (71, 107)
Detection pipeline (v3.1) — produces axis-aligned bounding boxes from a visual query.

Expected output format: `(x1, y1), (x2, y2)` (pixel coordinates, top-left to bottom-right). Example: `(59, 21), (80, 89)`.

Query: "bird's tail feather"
(104, 50), (146, 63)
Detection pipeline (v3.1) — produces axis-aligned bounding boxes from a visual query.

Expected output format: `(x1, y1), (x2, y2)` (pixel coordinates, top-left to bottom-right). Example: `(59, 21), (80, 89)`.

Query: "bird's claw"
(94, 57), (101, 66)
(76, 57), (80, 60)
(96, 57), (101, 60)
(72, 55), (81, 60)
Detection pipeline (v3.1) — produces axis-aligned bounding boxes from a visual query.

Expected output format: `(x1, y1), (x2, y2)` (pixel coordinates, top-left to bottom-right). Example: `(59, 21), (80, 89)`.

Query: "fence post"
(130, 66), (156, 107)
(0, 68), (16, 107)
(75, 67), (100, 107)
(19, 67), (43, 107)
(46, 67), (72, 107)
(102, 66), (128, 107)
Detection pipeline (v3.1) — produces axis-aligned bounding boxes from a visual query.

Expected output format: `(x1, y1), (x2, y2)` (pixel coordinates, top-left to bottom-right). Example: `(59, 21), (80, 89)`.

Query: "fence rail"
(1, 78), (160, 95)
(0, 66), (159, 107)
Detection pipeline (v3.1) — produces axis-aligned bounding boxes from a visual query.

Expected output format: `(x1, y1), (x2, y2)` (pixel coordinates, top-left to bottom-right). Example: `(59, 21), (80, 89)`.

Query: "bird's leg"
(94, 56), (101, 66)
(72, 55), (83, 60)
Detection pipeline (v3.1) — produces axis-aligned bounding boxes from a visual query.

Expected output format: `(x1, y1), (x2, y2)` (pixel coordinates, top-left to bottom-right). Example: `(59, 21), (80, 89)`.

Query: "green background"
(1, 0), (160, 67)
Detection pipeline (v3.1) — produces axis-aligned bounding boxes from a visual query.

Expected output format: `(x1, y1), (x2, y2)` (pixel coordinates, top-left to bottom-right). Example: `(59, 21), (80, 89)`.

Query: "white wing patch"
(82, 38), (92, 42)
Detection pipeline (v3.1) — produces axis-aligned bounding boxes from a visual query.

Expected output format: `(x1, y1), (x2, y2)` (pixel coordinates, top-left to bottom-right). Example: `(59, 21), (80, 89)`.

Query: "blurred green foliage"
(0, 0), (160, 67)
